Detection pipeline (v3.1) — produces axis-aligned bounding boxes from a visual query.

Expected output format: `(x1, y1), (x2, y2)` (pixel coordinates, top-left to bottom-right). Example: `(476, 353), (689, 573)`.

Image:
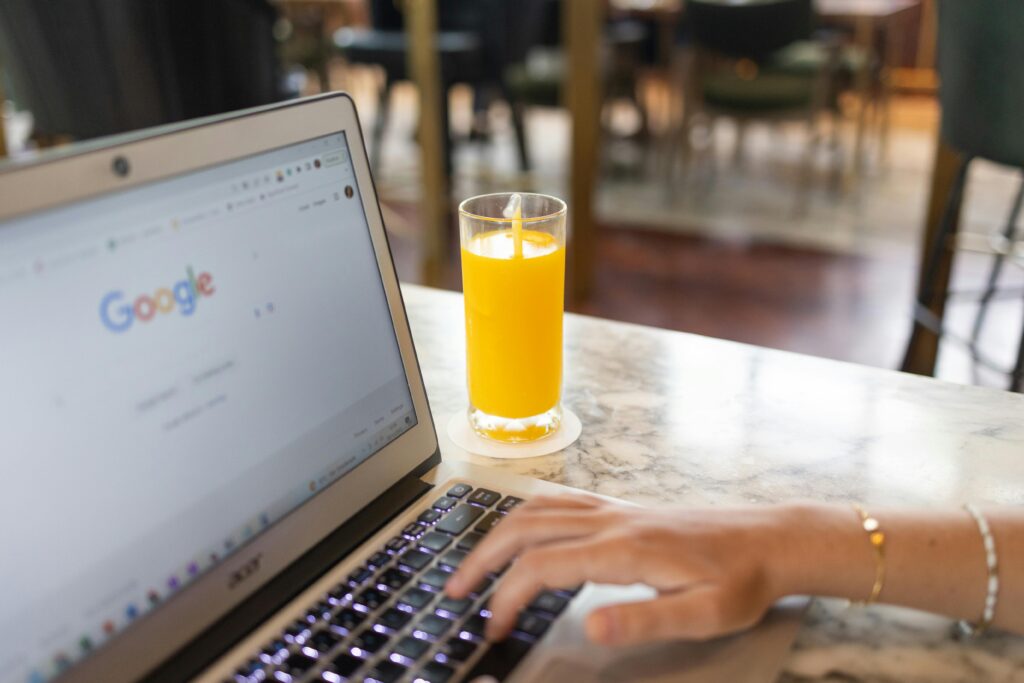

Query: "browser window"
(0, 132), (416, 683)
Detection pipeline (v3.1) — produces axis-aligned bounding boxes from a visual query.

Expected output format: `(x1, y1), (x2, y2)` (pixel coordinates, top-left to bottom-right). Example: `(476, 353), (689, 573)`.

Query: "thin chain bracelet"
(956, 503), (1000, 638)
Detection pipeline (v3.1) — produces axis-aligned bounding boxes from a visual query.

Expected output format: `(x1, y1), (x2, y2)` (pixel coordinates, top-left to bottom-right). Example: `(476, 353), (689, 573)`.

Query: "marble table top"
(400, 284), (1024, 682)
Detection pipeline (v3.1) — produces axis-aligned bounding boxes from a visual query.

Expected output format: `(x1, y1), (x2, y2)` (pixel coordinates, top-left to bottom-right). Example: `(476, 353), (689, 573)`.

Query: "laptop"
(0, 93), (803, 683)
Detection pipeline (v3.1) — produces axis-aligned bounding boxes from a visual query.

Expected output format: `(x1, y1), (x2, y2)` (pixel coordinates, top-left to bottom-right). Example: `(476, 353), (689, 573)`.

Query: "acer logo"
(228, 554), (263, 589)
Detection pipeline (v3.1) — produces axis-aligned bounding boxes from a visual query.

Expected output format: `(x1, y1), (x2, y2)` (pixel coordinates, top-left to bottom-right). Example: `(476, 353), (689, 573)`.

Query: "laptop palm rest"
(509, 586), (808, 683)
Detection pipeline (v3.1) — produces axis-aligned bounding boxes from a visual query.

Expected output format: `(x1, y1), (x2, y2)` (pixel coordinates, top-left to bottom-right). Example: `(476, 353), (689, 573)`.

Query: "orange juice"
(462, 229), (564, 438)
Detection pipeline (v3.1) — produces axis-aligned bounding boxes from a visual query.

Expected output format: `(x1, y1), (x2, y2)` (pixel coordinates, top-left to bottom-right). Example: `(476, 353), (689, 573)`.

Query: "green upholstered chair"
(667, 0), (848, 203)
(901, 0), (1024, 391)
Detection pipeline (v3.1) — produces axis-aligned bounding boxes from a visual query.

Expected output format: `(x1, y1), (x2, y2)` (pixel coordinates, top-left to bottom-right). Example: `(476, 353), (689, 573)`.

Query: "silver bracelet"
(956, 503), (999, 638)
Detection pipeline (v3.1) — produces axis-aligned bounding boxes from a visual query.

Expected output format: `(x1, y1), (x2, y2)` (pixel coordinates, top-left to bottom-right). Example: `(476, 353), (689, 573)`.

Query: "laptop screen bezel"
(0, 93), (440, 683)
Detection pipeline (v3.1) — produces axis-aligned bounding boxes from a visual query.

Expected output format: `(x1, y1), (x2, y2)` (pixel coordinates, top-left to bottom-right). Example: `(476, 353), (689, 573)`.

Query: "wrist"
(762, 502), (871, 602)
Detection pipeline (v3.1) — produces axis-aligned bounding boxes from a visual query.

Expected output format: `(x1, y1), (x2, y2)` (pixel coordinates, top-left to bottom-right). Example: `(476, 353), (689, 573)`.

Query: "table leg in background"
(406, 0), (450, 287)
(564, 0), (604, 302)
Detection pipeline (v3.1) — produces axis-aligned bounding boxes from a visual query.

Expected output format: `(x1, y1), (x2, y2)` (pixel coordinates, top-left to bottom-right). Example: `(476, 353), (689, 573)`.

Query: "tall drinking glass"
(459, 193), (567, 443)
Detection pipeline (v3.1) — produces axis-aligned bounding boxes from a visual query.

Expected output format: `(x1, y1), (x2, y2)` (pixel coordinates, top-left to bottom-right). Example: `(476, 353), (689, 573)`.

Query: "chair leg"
(509, 101), (531, 173)
(900, 154), (973, 372)
(970, 172), (1024, 354)
(1011, 309), (1024, 392)
(917, 157), (973, 306)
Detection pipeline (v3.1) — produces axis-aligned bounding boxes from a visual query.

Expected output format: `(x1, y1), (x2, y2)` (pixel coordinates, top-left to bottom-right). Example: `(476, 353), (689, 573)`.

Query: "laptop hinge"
(145, 448), (441, 682)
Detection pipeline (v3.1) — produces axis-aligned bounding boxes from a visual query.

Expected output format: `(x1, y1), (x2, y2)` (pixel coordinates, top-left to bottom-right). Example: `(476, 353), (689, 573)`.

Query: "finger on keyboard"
(446, 508), (604, 599)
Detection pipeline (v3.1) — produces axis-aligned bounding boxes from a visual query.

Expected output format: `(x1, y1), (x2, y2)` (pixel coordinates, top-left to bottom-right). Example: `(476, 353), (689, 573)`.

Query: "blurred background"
(1, 0), (1022, 392)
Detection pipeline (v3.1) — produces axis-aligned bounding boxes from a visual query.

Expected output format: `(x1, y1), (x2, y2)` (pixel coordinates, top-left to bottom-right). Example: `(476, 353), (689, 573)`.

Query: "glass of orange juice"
(459, 192), (567, 443)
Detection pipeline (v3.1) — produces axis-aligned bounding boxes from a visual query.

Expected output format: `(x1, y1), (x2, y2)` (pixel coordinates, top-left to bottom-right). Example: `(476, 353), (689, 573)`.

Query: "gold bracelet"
(852, 504), (886, 605)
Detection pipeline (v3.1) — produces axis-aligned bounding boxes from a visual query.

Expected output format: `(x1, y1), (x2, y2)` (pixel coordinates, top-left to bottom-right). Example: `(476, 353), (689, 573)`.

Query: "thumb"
(586, 585), (735, 646)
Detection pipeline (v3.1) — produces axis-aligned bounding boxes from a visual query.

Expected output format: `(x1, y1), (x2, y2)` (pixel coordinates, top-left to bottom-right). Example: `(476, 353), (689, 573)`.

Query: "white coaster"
(446, 408), (582, 459)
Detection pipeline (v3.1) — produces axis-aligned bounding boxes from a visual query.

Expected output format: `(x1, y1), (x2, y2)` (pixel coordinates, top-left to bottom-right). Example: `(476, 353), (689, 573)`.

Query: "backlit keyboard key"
(529, 591), (569, 617)
(385, 536), (408, 553)
(260, 640), (288, 663)
(347, 567), (372, 586)
(435, 505), (484, 536)
(398, 549), (433, 571)
(497, 496), (524, 513)
(464, 636), (533, 681)
(283, 620), (311, 644)
(235, 658), (264, 679)
(328, 652), (363, 678)
(379, 567), (413, 590)
(432, 496), (457, 511)
(306, 601), (332, 622)
(474, 512), (503, 534)
(415, 614), (452, 639)
(418, 532), (451, 553)
(379, 607), (412, 631)
(368, 552), (390, 568)
(446, 483), (473, 498)
(437, 549), (467, 571)
(456, 532), (484, 552)
(352, 629), (389, 654)
(355, 588), (387, 610)
(416, 661), (455, 683)
(309, 628), (340, 653)
(393, 634), (430, 662)
(330, 608), (366, 634)
(467, 488), (501, 507)
(442, 636), (477, 662)
(419, 568), (451, 592)
(403, 522), (427, 538)
(460, 614), (487, 640)
(327, 584), (350, 604)
(435, 596), (472, 618)
(398, 588), (434, 611)
(418, 509), (441, 525)
(366, 660), (406, 683)
(281, 651), (318, 674)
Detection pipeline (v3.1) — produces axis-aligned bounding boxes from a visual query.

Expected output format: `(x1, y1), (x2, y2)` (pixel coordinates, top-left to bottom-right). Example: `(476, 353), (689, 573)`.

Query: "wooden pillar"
(901, 137), (966, 376)
(406, 0), (449, 286)
(564, 0), (604, 301)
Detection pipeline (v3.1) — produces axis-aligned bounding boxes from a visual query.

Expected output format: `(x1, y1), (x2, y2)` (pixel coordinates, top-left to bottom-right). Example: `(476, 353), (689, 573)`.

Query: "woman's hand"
(444, 493), (802, 647)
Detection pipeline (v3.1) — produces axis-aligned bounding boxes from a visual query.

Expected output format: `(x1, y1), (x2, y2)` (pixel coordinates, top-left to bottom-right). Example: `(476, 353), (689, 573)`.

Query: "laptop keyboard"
(228, 484), (578, 683)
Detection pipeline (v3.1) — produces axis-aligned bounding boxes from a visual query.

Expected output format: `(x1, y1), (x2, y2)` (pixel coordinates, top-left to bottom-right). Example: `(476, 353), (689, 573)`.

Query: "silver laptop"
(0, 93), (803, 683)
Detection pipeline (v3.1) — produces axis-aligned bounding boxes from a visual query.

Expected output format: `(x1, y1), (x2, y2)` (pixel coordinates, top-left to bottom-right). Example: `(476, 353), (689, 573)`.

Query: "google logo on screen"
(100, 266), (215, 333)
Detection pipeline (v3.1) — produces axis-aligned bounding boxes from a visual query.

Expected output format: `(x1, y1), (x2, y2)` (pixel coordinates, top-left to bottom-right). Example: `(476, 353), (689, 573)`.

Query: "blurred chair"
(334, 0), (544, 172)
(503, 0), (651, 167)
(0, 0), (285, 144)
(901, 0), (1024, 392)
(666, 0), (847, 205)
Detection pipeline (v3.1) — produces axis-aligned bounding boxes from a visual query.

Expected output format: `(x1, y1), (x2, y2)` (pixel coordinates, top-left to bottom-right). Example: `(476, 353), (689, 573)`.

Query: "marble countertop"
(400, 284), (1024, 682)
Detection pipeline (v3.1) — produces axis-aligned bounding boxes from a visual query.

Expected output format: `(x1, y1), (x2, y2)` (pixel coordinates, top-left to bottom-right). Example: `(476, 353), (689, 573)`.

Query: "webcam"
(111, 156), (131, 178)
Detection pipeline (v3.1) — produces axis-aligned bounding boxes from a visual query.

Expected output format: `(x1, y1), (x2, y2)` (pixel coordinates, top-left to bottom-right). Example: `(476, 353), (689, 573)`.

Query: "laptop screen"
(0, 131), (417, 682)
